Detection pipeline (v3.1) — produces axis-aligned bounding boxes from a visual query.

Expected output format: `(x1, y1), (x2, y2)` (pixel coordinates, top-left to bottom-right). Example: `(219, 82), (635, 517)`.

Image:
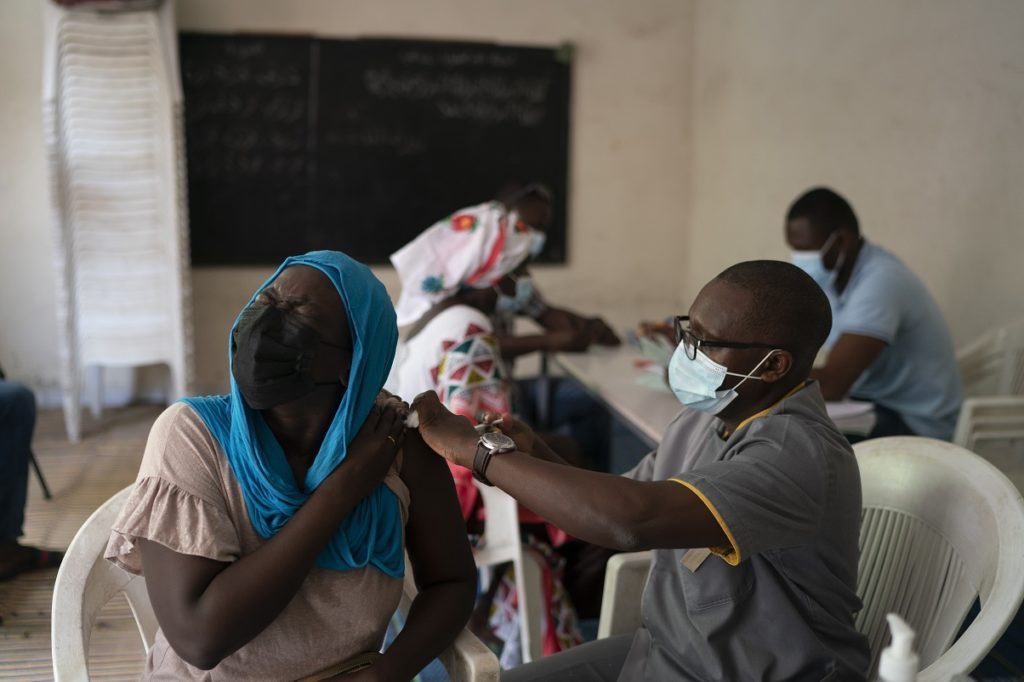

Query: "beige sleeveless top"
(104, 402), (410, 681)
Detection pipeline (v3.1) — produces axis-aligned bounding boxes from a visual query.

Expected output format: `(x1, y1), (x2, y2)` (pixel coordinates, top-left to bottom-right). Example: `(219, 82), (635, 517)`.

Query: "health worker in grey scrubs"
(413, 260), (871, 682)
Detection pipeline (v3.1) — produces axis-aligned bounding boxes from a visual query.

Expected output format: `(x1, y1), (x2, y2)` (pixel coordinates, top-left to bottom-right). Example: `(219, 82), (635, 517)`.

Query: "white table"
(546, 346), (679, 449)
(522, 313), (875, 448)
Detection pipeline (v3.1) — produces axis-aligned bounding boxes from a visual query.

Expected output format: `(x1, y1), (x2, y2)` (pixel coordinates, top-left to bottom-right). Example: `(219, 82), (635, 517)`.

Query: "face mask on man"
(790, 231), (844, 291)
(528, 231), (547, 258)
(231, 303), (347, 410)
(667, 343), (778, 415)
(493, 276), (536, 315)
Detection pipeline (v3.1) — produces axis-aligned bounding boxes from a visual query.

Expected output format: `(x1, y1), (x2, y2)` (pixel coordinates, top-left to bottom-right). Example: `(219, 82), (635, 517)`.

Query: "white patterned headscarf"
(391, 201), (541, 327)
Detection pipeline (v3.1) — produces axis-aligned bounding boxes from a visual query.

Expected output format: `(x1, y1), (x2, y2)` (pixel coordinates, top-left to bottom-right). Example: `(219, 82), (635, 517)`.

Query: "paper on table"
(636, 335), (676, 367)
(825, 400), (874, 418)
(826, 400), (876, 436)
(635, 372), (672, 392)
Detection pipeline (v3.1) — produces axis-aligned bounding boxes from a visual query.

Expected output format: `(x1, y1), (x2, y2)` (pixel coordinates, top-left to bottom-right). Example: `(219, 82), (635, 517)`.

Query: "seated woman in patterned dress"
(386, 204), (609, 666)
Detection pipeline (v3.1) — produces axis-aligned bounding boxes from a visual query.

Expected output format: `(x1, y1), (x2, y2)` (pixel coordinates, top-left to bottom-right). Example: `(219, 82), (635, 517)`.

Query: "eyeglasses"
(673, 316), (785, 361)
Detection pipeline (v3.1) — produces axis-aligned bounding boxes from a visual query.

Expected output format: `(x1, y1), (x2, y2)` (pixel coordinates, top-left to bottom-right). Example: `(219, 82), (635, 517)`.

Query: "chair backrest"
(51, 485), (157, 682)
(954, 396), (1024, 452)
(470, 481), (543, 664)
(957, 319), (1024, 398)
(854, 437), (1024, 681)
(596, 550), (652, 639)
(474, 481), (524, 563)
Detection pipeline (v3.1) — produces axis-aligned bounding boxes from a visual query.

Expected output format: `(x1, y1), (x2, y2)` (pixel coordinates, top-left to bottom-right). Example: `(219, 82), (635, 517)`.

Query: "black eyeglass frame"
(673, 315), (788, 361)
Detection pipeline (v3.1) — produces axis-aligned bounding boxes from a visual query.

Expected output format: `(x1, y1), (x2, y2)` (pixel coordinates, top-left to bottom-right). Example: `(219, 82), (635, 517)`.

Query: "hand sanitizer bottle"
(878, 613), (919, 682)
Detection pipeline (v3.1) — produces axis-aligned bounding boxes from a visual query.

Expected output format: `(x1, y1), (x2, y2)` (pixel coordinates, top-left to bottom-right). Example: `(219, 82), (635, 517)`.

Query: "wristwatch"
(472, 431), (516, 486)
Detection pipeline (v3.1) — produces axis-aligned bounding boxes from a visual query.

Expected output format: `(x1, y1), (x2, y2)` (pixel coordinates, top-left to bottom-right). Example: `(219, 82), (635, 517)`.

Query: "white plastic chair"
(952, 396), (1024, 492)
(855, 437), (1024, 681)
(52, 485), (499, 681)
(954, 396), (1024, 452)
(51, 486), (157, 681)
(957, 319), (1024, 398)
(42, 0), (194, 442)
(596, 438), (1024, 682)
(596, 550), (651, 639)
(471, 481), (545, 664)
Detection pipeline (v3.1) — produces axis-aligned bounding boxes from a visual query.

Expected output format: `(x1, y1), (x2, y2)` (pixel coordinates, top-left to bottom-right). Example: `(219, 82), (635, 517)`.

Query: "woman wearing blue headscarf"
(105, 251), (476, 681)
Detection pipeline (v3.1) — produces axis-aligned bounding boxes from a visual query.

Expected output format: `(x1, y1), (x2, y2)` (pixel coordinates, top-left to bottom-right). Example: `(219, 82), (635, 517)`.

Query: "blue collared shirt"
(824, 242), (962, 440)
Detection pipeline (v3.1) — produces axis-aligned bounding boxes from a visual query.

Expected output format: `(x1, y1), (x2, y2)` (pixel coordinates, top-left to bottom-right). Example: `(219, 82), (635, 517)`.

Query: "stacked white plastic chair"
(955, 319), (1024, 487)
(957, 319), (1024, 398)
(42, 0), (192, 441)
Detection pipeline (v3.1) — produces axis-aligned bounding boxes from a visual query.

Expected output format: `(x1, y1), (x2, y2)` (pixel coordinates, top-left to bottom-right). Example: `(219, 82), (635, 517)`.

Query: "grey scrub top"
(619, 382), (870, 681)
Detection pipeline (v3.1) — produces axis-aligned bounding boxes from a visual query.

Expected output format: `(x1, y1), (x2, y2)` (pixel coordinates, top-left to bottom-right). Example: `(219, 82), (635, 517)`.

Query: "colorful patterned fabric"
(390, 201), (541, 326)
(384, 306), (512, 520)
(433, 321), (513, 522)
(384, 305), (582, 664)
(488, 537), (584, 669)
(435, 323), (509, 421)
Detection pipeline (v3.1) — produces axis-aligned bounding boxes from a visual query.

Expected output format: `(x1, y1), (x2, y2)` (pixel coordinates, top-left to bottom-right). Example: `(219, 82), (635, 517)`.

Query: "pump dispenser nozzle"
(878, 613), (919, 682)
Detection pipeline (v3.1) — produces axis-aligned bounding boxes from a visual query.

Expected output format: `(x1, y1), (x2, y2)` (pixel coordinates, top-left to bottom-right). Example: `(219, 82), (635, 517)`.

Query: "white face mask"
(667, 344), (778, 415)
(790, 231), (843, 291)
(528, 231), (547, 258)
(494, 276), (535, 314)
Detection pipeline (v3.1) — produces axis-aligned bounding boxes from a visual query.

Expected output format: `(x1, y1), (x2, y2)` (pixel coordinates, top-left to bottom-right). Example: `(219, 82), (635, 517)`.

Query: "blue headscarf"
(182, 251), (403, 577)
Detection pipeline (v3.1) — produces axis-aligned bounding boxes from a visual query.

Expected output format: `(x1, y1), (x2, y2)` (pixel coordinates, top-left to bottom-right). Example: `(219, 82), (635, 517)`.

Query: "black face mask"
(231, 303), (347, 410)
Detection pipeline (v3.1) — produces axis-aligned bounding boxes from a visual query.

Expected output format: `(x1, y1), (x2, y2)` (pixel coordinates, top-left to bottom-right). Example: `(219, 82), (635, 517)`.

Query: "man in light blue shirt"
(786, 187), (962, 440)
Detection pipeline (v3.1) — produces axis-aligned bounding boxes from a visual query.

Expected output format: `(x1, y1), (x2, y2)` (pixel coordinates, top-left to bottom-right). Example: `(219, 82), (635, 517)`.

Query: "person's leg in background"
(867, 404), (915, 438)
(558, 540), (618, 621)
(501, 633), (633, 682)
(0, 380), (61, 580)
(846, 402), (916, 444)
(514, 376), (618, 624)
(516, 377), (613, 471)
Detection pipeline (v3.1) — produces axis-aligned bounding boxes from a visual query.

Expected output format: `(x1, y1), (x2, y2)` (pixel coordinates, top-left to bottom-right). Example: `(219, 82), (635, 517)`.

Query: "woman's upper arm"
(137, 538), (230, 666)
(400, 431), (476, 587)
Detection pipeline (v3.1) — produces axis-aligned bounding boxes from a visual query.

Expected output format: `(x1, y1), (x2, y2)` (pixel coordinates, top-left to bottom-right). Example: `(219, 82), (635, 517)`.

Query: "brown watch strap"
(472, 441), (495, 486)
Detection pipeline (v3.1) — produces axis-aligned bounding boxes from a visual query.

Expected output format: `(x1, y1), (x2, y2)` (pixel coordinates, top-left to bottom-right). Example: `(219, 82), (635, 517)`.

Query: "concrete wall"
(3, 0), (1022, 406)
(0, 0), (694, 398)
(684, 0), (1024, 345)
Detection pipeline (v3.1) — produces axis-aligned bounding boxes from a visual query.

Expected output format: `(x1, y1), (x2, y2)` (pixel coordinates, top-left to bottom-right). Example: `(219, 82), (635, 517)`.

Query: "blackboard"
(180, 33), (572, 266)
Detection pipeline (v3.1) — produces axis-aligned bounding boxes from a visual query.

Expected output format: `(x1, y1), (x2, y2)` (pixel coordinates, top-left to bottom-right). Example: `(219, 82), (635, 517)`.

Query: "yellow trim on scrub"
(670, 382), (809, 566)
(722, 382), (807, 439)
(669, 478), (741, 566)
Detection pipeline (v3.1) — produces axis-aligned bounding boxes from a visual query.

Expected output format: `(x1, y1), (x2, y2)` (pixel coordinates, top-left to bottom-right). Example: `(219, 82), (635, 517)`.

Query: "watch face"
(481, 431), (516, 453)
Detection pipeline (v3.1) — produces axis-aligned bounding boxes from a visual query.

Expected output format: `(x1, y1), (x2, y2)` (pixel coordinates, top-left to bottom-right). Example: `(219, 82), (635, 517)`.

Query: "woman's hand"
(376, 389), (410, 419)
(341, 400), (406, 498)
(410, 392), (479, 469)
(545, 327), (591, 353)
(587, 317), (622, 346)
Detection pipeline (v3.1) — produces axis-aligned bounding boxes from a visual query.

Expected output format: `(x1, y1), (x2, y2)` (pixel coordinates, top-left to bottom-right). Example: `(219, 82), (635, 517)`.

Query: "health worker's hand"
(410, 392), (479, 469)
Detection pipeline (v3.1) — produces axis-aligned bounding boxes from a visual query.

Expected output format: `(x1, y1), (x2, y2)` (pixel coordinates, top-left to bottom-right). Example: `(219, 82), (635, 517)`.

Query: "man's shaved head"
(786, 187), (859, 240)
(713, 260), (832, 373)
